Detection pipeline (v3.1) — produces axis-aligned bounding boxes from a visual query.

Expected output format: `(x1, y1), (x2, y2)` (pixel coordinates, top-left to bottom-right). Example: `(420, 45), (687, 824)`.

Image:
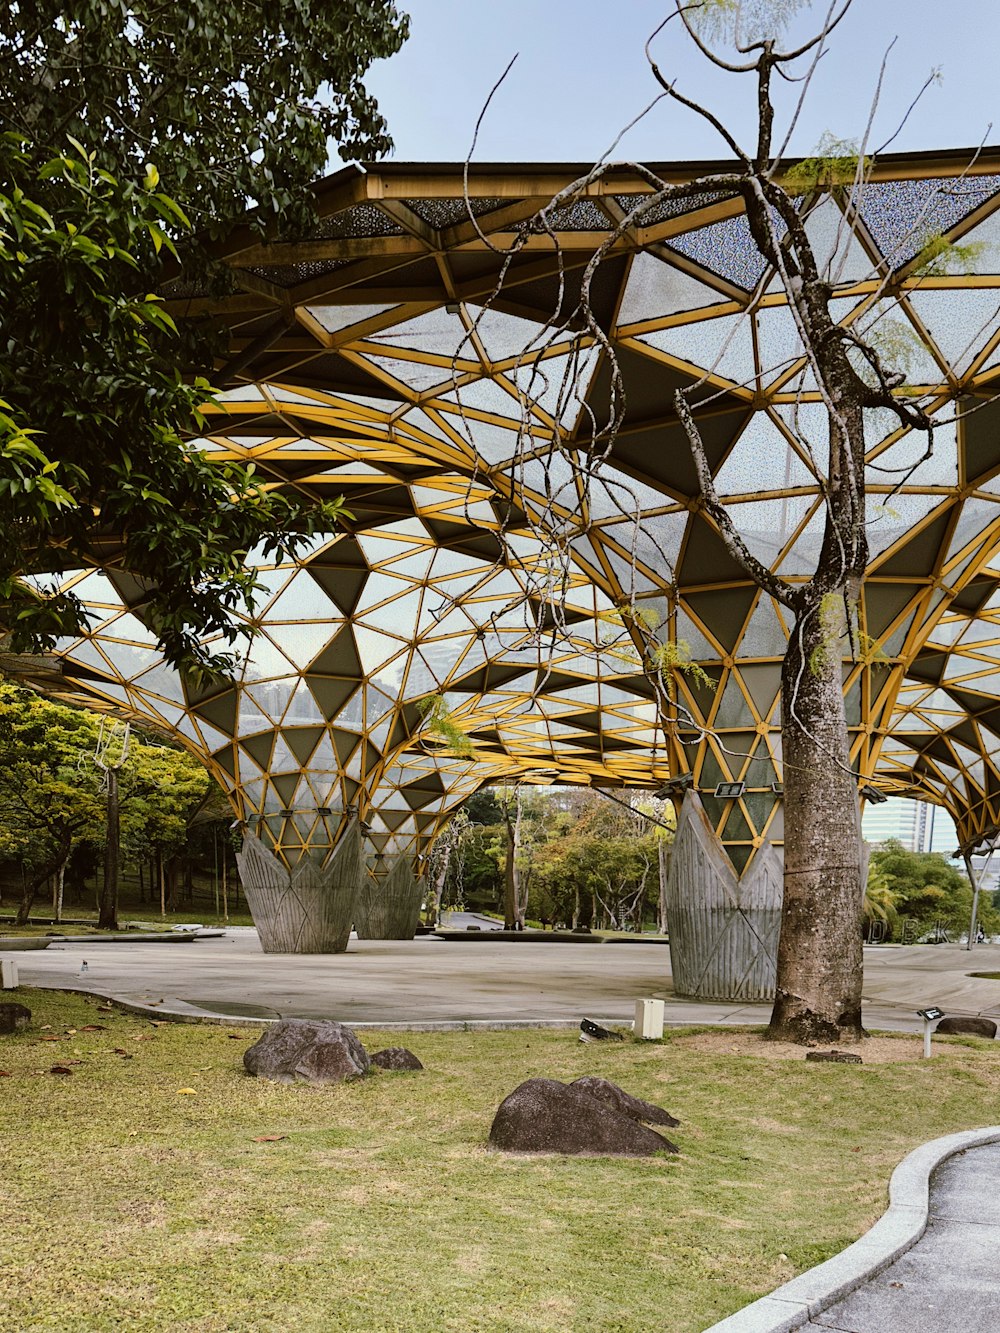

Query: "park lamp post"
(917, 1006), (944, 1059)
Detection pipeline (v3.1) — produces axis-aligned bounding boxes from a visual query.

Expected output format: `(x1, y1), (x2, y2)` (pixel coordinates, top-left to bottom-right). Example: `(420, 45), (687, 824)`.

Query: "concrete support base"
(665, 791), (782, 1002)
(355, 857), (422, 940)
(236, 818), (363, 954)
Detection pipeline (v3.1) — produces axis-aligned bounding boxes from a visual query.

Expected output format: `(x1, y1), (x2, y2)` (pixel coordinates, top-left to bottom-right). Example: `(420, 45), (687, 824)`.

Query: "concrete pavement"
(6, 931), (1000, 1033)
(707, 1129), (1000, 1333)
(804, 1139), (1000, 1331)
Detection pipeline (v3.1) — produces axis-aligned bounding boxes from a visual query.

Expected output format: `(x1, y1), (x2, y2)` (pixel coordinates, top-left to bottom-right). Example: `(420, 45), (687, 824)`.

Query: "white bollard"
(0, 959), (19, 989)
(634, 997), (665, 1040)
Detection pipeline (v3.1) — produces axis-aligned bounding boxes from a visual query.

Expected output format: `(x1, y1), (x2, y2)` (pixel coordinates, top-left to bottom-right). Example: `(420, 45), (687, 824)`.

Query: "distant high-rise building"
(862, 797), (949, 854)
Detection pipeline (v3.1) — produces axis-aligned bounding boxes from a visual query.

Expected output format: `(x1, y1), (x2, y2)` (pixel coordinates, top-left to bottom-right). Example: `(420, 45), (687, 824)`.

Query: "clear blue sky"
(366, 0), (999, 164)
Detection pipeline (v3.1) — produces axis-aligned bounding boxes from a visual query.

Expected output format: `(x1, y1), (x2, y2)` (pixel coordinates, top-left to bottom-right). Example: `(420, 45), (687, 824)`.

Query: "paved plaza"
(9, 930), (1000, 1033)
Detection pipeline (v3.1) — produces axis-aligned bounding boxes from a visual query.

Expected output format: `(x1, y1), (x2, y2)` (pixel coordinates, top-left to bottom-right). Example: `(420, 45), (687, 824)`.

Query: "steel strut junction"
(17, 152), (1000, 951)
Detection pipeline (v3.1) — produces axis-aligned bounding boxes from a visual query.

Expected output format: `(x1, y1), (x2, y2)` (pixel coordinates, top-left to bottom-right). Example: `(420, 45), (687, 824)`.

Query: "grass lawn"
(2, 991), (1000, 1332)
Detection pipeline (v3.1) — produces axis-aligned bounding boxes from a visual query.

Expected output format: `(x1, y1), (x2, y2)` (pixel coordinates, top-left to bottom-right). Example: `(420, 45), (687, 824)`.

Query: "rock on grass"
(489, 1077), (679, 1157)
(244, 1019), (369, 1085)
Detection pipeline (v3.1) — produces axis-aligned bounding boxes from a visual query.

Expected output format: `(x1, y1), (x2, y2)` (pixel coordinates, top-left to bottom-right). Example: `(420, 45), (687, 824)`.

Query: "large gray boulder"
(244, 1019), (369, 1084)
(0, 1001), (31, 1034)
(489, 1078), (679, 1157)
(936, 1016), (998, 1039)
(570, 1075), (680, 1127)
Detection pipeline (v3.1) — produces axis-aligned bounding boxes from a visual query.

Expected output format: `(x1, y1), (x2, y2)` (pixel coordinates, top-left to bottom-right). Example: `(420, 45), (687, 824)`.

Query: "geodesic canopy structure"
(14, 147), (1000, 945)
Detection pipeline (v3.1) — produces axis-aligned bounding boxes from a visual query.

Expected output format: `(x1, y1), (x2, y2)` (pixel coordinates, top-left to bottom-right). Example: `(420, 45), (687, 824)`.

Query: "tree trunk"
(502, 794), (525, 929)
(98, 768), (120, 930)
(53, 859), (65, 923)
(16, 836), (71, 927)
(658, 839), (670, 935)
(429, 842), (450, 927)
(221, 849), (229, 922)
(503, 815), (517, 929)
(158, 849), (166, 919)
(768, 598), (865, 1043)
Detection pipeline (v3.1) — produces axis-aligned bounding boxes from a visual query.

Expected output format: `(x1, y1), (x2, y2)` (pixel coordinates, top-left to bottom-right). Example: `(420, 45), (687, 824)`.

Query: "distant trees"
(865, 840), (999, 940)
(438, 787), (671, 932)
(0, 684), (212, 924)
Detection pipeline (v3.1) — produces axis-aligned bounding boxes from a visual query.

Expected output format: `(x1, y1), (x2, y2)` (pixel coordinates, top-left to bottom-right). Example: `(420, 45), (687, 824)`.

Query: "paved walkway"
(6, 933), (1000, 1032)
(802, 1142), (1000, 1331)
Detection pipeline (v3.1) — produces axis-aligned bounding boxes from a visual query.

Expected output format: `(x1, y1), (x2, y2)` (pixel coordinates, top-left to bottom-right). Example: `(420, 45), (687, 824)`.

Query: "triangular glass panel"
(638, 312), (754, 387)
(905, 289), (1000, 376)
(714, 411), (817, 494)
(617, 252), (731, 326)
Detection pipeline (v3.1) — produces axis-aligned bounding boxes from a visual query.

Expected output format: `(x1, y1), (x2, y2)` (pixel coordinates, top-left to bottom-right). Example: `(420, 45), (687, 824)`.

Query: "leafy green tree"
(0, 139), (351, 675)
(867, 840), (999, 939)
(0, 683), (215, 925)
(0, 2), (408, 672)
(120, 742), (212, 917)
(0, 684), (106, 924)
(0, 2), (409, 239)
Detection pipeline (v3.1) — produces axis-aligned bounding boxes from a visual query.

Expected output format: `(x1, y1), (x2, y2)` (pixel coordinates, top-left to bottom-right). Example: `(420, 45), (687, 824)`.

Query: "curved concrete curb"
(703, 1125), (1000, 1332)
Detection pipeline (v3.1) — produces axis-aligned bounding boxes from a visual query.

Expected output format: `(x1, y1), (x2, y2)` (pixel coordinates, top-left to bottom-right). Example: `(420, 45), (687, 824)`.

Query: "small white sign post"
(917, 1006), (944, 1059)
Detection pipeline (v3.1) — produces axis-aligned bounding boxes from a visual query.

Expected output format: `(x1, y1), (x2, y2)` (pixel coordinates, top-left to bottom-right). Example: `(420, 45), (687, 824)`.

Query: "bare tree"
(458, 0), (976, 1041)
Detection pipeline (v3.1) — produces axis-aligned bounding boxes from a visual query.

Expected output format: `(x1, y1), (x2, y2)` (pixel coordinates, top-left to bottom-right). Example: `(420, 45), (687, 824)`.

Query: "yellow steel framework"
(20, 149), (1000, 870)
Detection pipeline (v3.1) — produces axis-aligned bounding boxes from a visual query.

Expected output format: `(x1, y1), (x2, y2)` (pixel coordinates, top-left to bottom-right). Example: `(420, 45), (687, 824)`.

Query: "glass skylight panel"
(867, 420), (958, 488)
(617, 252), (731, 326)
(306, 303), (400, 334)
(439, 376), (521, 419)
(756, 297), (859, 386)
(509, 348), (599, 423)
(906, 289), (1000, 374)
(262, 623), (330, 670)
(359, 351), (453, 392)
(466, 304), (572, 362)
(865, 491), (943, 556)
(851, 299), (943, 384)
(675, 611), (716, 659)
(714, 412), (817, 494)
(242, 632), (300, 679)
(265, 573), (342, 621)
(801, 197), (875, 285)
(639, 310), (754, 386)
(237, 694), (272, 734)
(777, 506), (827, 576)
(373, 306), (476, 360)
(668, 214), (773, 290)
(859, 175), (1000, 269)
(944, 496), (1000, 561)
(724, 496), (813, 566)
(738, 598), (789, 657)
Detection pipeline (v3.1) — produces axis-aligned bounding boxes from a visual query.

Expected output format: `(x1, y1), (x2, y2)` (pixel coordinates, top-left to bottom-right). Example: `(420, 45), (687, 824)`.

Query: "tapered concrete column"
(665, 791), (782, 1001)
(354, 856), (422, 940)
(236, 817), (363, 954)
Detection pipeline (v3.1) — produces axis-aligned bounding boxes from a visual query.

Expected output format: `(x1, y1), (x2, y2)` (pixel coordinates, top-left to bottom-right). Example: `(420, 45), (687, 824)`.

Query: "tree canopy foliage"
(436, 787), (671, 933)
(0, 2), (409, 235)
(0, 682), (212, 923)
(0, 2), (409, 673)
(866, 839), (998, 940)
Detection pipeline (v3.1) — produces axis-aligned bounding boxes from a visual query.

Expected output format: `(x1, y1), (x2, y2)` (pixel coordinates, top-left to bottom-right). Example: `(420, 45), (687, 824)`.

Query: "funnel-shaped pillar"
(236, 818), (363, 953)
(665, 792), (782, 1001)
(355, 856), (422, 940)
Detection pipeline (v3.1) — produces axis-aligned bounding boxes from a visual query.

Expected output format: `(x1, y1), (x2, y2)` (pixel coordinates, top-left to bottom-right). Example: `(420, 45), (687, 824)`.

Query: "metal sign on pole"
(917, 1006), (944, 1059)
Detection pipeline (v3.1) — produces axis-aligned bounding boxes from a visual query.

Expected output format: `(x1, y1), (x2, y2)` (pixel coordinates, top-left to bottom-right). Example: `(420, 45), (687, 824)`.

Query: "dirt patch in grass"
(676, 1028), (954, 1063)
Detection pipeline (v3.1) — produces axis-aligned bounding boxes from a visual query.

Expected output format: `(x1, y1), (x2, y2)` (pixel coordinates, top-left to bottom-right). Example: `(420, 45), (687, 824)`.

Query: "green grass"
(3, 992), (1000, 1331)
